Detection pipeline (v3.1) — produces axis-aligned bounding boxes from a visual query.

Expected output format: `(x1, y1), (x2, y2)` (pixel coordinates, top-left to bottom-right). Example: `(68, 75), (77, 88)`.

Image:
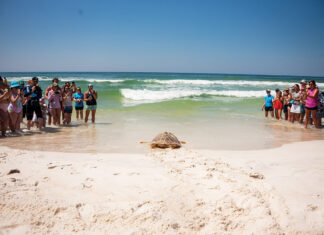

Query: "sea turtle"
(150, 132), (183, 149)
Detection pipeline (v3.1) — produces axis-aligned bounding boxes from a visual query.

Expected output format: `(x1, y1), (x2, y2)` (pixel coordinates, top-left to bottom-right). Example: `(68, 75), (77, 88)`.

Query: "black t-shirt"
(86, 92), (97, 106)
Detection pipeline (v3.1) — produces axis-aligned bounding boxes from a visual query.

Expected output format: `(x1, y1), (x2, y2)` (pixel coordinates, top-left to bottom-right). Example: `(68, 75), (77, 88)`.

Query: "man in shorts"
(262, 89), (274, 118)
(24, 77), (43, 130)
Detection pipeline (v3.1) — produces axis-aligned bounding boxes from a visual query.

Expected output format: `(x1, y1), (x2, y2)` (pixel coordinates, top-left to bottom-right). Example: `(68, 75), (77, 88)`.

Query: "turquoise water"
(3, 72), (324, 116)
(1, 72), (324, 152)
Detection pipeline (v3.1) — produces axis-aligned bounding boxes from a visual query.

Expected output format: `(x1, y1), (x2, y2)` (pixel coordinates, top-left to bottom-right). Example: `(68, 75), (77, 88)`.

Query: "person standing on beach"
(290, 84), (301, 124)
(84, 84), (98, 123)
(45, 78), (61, 125)
(24, 77), (43, 130)
(8, 81), (25, 132)
(316, 91), (324, 127)
(73, 87), (84, 120)
(283, 88), (291, 121)
(304, 80), (319, 129)
(48, 83), (62, 125)
(262, 89), (274, 118)
(0, 76), (11, 136)
(272, 88), (283, 120)
(62, 85), (73, 125)
(299, 80), (307, 123)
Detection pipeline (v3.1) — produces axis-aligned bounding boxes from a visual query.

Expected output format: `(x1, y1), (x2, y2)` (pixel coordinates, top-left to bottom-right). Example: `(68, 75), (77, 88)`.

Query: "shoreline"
(1, 140), (323, 234)
(1, 112), (323, 154)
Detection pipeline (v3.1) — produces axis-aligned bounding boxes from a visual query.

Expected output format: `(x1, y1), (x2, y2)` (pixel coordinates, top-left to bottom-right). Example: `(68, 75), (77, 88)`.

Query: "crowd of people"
(0, 76), (98, 137)
(262, 79), (324, 129)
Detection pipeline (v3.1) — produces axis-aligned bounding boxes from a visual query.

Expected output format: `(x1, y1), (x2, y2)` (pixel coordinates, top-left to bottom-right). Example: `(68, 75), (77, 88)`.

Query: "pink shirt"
(306, 88), (318, 108)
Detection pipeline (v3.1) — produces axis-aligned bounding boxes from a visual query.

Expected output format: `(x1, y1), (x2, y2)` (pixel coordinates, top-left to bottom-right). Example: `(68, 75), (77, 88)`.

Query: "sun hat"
(300, 79), (307, 84)
(10, 81), (20, 88)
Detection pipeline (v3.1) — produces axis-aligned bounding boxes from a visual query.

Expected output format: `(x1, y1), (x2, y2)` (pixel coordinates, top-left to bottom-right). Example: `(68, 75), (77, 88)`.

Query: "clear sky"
(0, 0), (324, 76)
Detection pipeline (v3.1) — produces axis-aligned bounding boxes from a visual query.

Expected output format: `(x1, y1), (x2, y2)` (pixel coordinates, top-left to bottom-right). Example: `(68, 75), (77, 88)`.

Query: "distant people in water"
(84, 84), (98, 123)
(262, 89), (274, 118)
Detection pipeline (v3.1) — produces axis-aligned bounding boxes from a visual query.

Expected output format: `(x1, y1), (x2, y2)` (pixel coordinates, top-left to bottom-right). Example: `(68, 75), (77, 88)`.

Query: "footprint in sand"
(82, 182), (92, 189)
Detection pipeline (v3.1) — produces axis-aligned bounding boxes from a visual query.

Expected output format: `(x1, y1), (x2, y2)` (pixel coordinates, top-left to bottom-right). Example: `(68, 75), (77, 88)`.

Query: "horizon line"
(1, 71), (324, 78)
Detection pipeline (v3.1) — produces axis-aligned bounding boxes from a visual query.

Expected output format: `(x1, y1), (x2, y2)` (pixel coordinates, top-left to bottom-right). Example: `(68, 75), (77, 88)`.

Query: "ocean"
(1, 72), (324, 152)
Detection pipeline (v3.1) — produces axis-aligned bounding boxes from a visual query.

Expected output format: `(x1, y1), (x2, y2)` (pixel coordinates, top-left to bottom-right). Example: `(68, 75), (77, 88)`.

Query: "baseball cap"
(266, 89), (271, 92)
(300, 79), (307, 84)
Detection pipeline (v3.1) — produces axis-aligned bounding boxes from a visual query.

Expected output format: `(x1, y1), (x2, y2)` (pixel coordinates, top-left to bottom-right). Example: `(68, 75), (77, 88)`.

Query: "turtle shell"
(151, 132), (181, 149)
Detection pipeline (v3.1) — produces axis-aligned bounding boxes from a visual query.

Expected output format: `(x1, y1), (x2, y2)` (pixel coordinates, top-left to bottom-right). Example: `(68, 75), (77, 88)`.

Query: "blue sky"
(0, 0), (324, 76)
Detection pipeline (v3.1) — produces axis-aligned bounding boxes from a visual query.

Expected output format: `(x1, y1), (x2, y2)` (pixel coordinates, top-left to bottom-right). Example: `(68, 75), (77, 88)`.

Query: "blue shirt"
(73, 93), (84, 108)
(264, 95), (274, 107)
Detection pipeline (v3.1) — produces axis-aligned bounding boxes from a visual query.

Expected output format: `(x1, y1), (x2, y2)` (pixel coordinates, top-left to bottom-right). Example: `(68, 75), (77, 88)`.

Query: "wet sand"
(1, 113), (324, 153)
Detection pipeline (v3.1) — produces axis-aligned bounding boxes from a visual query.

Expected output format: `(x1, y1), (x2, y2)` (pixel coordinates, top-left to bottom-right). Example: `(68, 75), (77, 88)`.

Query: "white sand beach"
(0, 140), (323, 234)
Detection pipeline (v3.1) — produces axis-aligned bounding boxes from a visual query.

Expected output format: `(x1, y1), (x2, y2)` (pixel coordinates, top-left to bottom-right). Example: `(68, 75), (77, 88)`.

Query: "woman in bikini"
(272, 89), (283, 120)
(8, 81), (25, 132)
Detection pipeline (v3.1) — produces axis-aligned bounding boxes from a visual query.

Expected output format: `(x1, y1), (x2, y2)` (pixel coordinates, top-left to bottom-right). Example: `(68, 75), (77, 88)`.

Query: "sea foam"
(121, 89), (267, 101)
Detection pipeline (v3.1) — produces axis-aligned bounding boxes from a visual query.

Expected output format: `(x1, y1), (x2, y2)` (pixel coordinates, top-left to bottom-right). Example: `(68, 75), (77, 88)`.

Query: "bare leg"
(38, 118), (43, 130)
(304, 109), (310, 128)
(67, 113), (72, 124)
(291, 113), (295, 123)
(311, 110), (318, 128)
(278, 109), (282, 120)
(270, 110), (274, 118)
(17, 111), (22, 131)
(9, 112), (19, 132)
(317, 117), (322, 127)
(265, 111), (268, 118)
(27, 120), (32, 130)
(91, 110), (96, 123)
(0, 110), (9, 136)
(85, 110), (90, 123)
(76, 110), (79, 120)
(48, 114), (52, 125)
(80, 110), (83, 120)
(50, 108), (56, 125)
